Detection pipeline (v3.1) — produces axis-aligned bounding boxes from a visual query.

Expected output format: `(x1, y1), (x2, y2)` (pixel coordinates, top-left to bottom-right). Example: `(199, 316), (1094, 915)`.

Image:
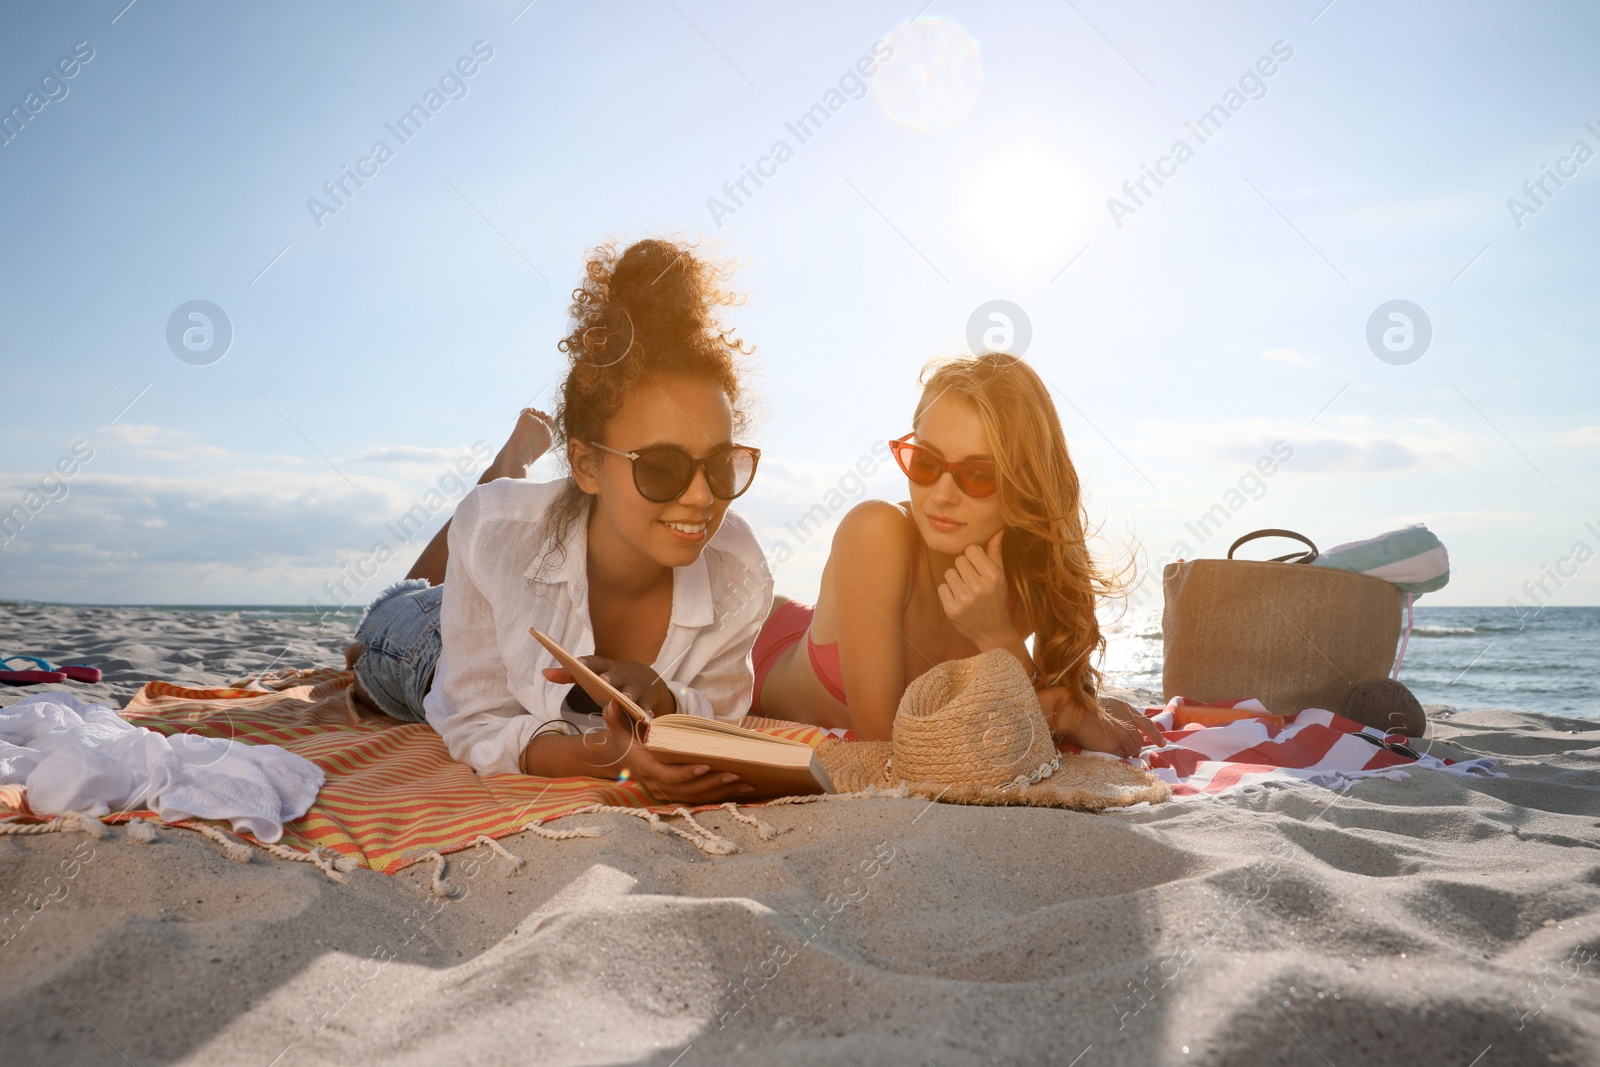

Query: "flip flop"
(0, 666), (67, 686)
(1, 655), (102, 684)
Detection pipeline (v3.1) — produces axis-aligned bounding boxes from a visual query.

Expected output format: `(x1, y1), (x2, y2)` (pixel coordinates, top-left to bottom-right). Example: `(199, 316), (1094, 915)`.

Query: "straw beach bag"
(1162, 529), (1404, 716)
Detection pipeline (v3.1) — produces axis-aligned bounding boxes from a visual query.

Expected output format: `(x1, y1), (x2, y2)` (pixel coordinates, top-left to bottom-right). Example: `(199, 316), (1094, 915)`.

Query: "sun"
(963, 150), (1092, 265)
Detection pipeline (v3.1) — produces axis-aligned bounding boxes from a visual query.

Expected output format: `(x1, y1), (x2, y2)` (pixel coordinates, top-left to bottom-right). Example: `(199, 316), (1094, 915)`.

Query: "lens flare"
(872, 16), (984, 133)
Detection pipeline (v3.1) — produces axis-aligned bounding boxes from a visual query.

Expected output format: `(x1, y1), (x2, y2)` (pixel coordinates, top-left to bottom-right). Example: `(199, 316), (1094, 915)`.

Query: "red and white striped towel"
(1132, 696), (1501, 802)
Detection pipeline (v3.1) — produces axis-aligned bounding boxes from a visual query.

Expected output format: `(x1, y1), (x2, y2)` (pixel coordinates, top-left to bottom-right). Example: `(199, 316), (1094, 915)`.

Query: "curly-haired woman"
(751, 353), (1160, 756)
(344, 238), (771, 803)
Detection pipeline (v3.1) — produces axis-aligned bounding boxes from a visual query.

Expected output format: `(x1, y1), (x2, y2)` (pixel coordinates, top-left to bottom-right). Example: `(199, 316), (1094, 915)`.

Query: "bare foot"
(483, 408), (555, 481)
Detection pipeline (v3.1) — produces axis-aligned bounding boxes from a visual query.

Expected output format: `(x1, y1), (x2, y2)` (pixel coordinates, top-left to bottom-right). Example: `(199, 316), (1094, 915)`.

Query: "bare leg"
(348, 409), (555, 696)
(405, 408), (555, 585)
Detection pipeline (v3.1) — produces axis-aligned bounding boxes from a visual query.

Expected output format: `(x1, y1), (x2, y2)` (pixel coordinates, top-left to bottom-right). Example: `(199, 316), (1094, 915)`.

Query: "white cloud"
(91, 424), (231, 464)
(1561, 426), (1600, 445)
(344, 444), (489, 464)
(1131, 415), (1473, 477)
(0, 456), (483, 604)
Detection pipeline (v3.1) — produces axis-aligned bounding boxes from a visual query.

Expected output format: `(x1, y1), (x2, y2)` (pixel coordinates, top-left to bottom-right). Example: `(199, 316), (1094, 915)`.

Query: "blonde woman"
(752, 353), (1156, 754)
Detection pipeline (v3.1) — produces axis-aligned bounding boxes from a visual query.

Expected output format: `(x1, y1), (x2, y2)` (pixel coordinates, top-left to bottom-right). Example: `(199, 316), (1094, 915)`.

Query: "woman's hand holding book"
(517, 692), (756, 803)
(591, 701), (756, 803)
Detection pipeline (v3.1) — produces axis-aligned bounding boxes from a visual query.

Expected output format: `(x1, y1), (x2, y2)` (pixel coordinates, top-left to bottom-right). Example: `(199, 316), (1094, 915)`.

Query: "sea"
(1101, 605), (1600, 718)
(57, 602), (1600, 719)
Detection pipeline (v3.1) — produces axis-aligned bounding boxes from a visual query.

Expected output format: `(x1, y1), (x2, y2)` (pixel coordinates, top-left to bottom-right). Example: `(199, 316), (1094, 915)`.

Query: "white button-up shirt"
(422, 477), (773, 777)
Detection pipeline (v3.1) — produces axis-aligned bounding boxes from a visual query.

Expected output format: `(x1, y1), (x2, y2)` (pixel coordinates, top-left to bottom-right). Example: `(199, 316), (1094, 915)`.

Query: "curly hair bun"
(555, 238), (749, 449)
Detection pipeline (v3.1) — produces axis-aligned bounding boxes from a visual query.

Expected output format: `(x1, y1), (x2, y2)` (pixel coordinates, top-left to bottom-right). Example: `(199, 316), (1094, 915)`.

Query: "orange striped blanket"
(0, 668), (829, 875)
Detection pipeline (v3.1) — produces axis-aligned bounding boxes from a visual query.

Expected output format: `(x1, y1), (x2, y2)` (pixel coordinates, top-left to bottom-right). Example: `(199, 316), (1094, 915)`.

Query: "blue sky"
(1, 0), (1597, 612)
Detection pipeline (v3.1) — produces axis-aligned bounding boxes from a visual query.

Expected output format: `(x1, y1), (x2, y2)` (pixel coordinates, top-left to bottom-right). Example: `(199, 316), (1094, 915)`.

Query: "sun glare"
(964, 151), (1091, 265)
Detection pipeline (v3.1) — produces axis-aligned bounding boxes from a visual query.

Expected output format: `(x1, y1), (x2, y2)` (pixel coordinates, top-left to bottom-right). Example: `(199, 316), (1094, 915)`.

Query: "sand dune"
(2, 603), (1597, 1066)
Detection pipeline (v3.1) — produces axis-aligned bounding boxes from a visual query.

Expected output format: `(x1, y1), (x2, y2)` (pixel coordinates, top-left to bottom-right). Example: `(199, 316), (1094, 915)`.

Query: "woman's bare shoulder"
(815, 500), (919, 638)
(830, 499), (918, 562)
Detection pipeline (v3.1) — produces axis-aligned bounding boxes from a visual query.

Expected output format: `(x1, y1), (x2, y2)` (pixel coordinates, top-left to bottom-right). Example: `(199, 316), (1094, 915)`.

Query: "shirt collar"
(523, 491), (591, 600)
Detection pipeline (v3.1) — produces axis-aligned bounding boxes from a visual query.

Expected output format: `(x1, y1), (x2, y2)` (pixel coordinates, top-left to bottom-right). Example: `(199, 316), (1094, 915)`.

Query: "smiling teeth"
(665, 522), (706, 533)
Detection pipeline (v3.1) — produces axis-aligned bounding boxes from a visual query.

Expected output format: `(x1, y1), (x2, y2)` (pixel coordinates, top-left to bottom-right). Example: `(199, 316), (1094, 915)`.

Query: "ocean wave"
(1412, 625), (1476, 637)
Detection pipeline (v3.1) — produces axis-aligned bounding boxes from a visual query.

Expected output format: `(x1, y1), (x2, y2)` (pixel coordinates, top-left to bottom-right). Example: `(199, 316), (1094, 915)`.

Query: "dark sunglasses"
(589, 441), (761, 503)
(890, 434), (999, 498)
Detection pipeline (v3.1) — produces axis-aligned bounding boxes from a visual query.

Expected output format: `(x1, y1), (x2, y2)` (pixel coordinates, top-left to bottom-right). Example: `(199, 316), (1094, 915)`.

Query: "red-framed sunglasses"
(889, 434), (999, 498)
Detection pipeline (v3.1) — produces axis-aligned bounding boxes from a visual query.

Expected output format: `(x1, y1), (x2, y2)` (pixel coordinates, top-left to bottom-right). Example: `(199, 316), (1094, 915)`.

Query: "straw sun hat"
(817, 649), (1169, 811)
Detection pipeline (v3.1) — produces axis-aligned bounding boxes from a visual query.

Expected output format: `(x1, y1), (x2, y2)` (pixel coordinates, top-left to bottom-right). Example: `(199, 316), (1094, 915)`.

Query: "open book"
(530, 629), (835, 800)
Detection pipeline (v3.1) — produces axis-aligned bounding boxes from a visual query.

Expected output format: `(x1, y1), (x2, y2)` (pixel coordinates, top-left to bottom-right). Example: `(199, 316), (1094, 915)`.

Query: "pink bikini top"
(805, 536), (923, 705)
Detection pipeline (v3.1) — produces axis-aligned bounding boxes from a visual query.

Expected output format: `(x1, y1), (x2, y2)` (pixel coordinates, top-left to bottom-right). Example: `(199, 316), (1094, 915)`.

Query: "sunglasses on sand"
(890, 434), (999, 498)
(588, 441), (761, 502)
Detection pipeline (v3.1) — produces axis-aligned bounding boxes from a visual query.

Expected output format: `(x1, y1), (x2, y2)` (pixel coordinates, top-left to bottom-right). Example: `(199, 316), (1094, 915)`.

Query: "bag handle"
(1227, 529), (1319, 564)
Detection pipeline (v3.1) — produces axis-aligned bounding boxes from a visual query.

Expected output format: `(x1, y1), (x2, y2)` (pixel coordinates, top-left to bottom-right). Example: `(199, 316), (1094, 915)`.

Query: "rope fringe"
(473, 835), (527, 874)
(0, 812), (109, 838)
(192, 823), (253, 864)
(518, 787), (912, 854)
(520, 817), (605, 841)
(671, 807), (740, 854)
(763, 784), (914, 806)
(258, 840), (353, 883)
(0, 813), (362, 884)
(720, 802), (782, 840)
(425, 851), (456, 901)
(551, 804), (739, 856)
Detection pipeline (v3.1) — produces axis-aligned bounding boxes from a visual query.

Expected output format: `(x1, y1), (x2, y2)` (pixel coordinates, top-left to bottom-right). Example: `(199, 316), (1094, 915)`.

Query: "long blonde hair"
(915, 353), (1123, 719)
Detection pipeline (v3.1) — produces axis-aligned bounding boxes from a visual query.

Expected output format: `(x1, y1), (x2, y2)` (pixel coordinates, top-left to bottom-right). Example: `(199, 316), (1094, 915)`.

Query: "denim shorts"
(352, 579), (443, 723)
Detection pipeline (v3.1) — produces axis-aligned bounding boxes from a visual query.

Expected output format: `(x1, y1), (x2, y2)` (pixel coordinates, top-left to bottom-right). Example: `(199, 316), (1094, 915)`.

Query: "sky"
(1, 0), (1597, 615)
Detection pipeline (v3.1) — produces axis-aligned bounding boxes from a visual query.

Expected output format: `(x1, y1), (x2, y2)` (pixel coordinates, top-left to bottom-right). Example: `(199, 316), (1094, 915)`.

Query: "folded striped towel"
(1138, 696), (1498, 801)
(1311, 523), (1449, 595)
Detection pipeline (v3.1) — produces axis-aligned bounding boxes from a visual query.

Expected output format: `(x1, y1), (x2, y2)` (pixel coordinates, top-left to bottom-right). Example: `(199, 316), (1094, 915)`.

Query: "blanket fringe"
(521, 787), (914, 855)
(520, 816), (606, 841)
(720, 802), (782, 840)
(553, 804), (739, 856)
(672, 806), (739, 854)
(473, 835), (527, 874)
(192, 822), (253, 864)
(425, 850), (456, 902)
(2, 813), (360, 884)
(0, 812), (109, 838)
(258, 840), (354, 884)
(763, 783), (914, 806)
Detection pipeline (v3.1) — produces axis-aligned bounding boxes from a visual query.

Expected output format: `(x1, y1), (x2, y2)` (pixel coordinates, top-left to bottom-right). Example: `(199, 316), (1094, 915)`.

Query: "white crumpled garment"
(0, 690), (323, 843)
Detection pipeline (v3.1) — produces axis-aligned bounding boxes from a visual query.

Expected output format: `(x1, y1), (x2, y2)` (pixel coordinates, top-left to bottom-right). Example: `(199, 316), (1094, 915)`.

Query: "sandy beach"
(1, 601), (1597, 1066)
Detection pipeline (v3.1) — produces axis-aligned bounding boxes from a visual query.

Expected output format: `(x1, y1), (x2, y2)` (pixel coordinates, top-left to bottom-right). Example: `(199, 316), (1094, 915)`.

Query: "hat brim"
(817, 740), (1169, 811)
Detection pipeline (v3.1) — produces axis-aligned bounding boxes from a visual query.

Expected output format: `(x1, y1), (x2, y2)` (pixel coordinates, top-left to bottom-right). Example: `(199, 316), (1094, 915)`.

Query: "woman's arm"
(827, 501), (919, 741)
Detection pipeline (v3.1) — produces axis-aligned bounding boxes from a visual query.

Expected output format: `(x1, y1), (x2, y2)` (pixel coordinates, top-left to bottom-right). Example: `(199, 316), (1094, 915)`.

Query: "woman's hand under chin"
(937, 530), (1019, 650)
(1038, 688), (1164, 758)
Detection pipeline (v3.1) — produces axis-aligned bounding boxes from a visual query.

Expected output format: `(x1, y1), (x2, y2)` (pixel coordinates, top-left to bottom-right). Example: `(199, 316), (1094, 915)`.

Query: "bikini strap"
(901, 503), (921, 612)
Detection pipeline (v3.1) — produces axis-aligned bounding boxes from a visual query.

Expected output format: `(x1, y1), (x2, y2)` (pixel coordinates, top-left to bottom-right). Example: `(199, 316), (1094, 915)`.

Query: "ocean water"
(56, 602), (1598, 718)
(1101, 605), (1600, 718)
(101, 604), (365, 624)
